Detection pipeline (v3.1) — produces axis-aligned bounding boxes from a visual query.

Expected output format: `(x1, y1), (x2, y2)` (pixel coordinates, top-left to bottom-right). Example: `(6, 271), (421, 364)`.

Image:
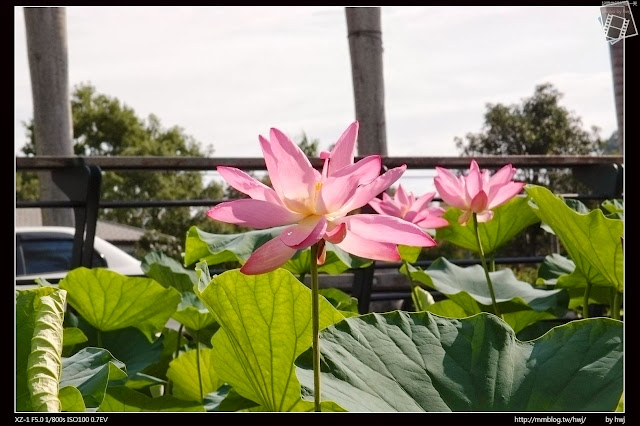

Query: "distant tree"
(17, 83), (229, 258)
(296, 132), (320, 157)
(455, 83), (605, 192)
(604, 130), (621, 154)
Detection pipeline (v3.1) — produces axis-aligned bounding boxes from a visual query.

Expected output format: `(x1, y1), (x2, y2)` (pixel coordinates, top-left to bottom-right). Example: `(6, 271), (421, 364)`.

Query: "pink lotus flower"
(368, 184), (449, 229)
(434, 160), (525, 225)
(207, 121), (436, 274)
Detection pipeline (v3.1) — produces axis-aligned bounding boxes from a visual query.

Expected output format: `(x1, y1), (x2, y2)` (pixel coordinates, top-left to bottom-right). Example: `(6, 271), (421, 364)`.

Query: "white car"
(15, 226), (144, 284)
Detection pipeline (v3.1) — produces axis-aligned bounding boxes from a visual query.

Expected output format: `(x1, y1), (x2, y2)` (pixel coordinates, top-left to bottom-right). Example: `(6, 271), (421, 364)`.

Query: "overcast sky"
(14, 6), (618, 193)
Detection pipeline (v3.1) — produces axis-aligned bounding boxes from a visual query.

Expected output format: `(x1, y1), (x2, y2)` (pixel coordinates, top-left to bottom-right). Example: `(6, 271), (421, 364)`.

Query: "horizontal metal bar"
(15, 191), (620, 209)
(16, 155), (624, 171)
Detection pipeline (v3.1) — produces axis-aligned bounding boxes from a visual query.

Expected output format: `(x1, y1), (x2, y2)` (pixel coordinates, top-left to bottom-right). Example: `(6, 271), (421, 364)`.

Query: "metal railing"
(15, 154), (624, 312)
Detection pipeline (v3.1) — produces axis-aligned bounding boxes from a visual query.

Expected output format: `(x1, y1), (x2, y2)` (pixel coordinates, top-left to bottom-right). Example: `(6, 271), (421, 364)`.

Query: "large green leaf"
(77, 324), (164, 378)
(59, 386), (86, 412)
(602, 199), (624, 219)
(283, 242), (372, 276)
(172, 292), (217, 331)
(319, 287), (359, 316)
(59, 267), (181, 341)
(63, 327), (88, 352)
(196, 268), (345, 411)
(98, 386), (204, 412)
(185, 226), (370, 272)
(16, 286), (57, 411)
(408, 286), (556, 333)
(142, 251), (197, 293)
(60, 347), (127, 409)
(402, 258), (568, 316)
(203, 385), (260, 412)
(526, 185), (623, 292)
(184, 225), (285, 266)
(27, 289), (67, 412)
(535, 254), (610, 310)
(436, 196), (540, 255)
(166, 348), (223, 402)
(536, 253), (577, 286)
(296, 312), (623, 411)
(133, 327), (188, 385)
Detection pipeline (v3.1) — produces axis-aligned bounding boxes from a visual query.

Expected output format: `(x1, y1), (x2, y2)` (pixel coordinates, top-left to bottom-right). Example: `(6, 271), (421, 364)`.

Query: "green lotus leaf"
(526, 185), (623, 292)
(283, 247), (354, 276)
(436, 196), (540, 255)
(398, 245), (423, 263)
(411, 285), (436, 311)
(171, 292), (217, 331)
(63, 327), (88, 350)
(402, 258), (568, 316)
(15, 286), (58, 411)
(59, 386), (86, 412)
(59, 267), (181, 341)
(601, 199), (623, 219)
(296, 312), (623, 411)
(203, 385), (260, 412)
(535, 254), (611, 310)
(195, 268), (344, 411)
(408, 285), (556, 334)
(166, 347), (223, 402)
(98, 386), (204, 412)
(184, 225), (285, 267)
(319, 287), (359, 316)
(77, 324), (164, 379)
(142, 251), (197, 293)
(60, 347), (127, 409)
(26, 289), (67, 412)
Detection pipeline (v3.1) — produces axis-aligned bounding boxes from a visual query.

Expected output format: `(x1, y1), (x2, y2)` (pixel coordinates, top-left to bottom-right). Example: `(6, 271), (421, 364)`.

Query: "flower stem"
(167, 323), (185, 395)
(174, 324), (184, 359)
(611, 290), (622, 320)
(473, 213), (502, 319)
(196, 331), (204, 402)
(404, 260), (422, 311)
(310, 243), (321, 412)
(583, 282), (592, 319)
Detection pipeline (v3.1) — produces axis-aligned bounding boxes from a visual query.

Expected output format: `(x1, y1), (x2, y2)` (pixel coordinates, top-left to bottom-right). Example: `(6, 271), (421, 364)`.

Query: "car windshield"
(18, 238), (106, 275)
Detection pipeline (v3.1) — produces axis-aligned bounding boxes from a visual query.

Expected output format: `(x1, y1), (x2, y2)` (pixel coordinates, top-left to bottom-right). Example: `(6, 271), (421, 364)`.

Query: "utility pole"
(24, 6), (75, 226)
(346, 7), (388, 156)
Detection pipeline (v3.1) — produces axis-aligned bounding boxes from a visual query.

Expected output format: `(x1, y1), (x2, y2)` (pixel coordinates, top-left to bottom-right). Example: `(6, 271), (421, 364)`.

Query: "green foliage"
(319, 288), (359, 316)
(184, 225), (371, 275)
(296, 312), (623, 412)
(98, 386), (205, 412)
(59, 267), (181, 341)
(401, 258), (567, 332)
(60, 347), (127, 409)
(76, 325), (164, 378)
(184, 225), (285, 268)
(166, 348), (222, 402)
(195, 269), (345, 411)
(26, 289), (67, 412)
(16, 286), (58, 411)
(436, 196), (540, 255)
(526, 185), (623, 292)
